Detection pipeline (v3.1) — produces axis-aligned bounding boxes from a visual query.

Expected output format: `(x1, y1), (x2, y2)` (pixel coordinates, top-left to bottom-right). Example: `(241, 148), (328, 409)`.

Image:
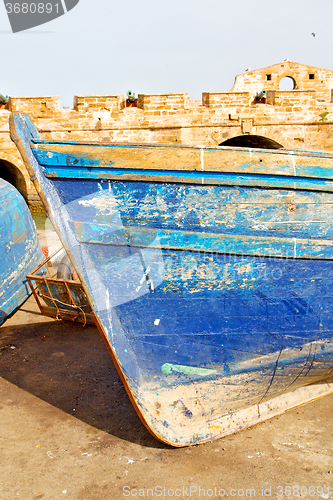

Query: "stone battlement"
(6, 61), (333, 119)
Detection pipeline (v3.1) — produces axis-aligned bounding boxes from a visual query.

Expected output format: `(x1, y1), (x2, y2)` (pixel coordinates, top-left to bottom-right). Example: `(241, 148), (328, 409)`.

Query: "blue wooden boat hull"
(0, 178), (44, 325)
(10, 112), (333, 446)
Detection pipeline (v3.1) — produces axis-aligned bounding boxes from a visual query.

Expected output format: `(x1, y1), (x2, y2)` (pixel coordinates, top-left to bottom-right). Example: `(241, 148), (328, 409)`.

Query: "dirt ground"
(0, 295), (332, 500)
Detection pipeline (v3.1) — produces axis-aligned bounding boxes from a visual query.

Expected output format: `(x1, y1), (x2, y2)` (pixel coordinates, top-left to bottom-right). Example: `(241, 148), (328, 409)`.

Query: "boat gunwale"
(30, 139), (333, 159)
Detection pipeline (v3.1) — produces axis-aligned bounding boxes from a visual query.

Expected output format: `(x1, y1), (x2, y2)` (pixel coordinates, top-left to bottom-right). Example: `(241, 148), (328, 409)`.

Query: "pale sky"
(0, 0), (331, 107)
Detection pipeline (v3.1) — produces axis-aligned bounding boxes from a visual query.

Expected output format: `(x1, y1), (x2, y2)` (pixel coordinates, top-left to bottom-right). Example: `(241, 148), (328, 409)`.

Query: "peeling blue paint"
(0, 179), (44, 325)
(37, 166), (333, 192)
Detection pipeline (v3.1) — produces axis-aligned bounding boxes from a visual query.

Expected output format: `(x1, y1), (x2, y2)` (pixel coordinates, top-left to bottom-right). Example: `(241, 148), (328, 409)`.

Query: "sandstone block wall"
(2, 60), (333, 209)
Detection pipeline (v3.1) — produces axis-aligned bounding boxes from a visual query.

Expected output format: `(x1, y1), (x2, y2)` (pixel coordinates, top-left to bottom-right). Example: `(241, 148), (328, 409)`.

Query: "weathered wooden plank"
(38, 305), (95, 325)
(40, 168), (333, 192)
(72, 221), (333, 259)
(31, 141), (333, 179)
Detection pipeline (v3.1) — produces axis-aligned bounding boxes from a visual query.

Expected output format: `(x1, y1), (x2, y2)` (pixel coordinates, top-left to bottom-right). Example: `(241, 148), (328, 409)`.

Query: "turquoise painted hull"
(0, 179), (44, 325)
(9, 112), (333, 446)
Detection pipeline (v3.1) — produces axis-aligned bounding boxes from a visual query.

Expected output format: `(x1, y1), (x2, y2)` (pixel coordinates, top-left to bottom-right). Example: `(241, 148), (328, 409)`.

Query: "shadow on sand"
(0, 304), (170, 449)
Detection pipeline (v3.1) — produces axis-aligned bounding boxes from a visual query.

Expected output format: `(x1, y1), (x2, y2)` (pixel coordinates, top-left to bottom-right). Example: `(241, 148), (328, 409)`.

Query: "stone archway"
(0, 159), (28, 202)
(279, 76), (296, 90)
(219, 135), (284, 149)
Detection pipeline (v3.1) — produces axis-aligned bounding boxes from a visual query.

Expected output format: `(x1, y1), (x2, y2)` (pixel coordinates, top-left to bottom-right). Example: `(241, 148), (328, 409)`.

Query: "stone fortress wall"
(2, 60), (333, 208)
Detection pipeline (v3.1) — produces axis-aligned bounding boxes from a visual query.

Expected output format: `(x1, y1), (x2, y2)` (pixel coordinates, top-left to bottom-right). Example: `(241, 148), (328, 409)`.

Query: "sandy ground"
(0, 295), (332, 500)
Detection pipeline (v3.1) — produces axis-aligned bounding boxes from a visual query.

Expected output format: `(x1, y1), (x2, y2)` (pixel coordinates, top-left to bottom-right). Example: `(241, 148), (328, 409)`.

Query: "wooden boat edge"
(90, 309), (333, 445)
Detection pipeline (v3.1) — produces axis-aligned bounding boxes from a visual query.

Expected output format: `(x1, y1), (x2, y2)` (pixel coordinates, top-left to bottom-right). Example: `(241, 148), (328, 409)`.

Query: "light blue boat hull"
(0, 178), (44, 325)
(10, 112), (333, 446)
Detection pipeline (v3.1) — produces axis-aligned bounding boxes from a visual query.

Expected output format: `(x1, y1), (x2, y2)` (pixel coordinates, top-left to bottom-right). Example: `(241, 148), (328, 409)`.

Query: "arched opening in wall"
(279, 76), (296, 90)
(0, 160), (28, 202)
(219, 135), (284, 149)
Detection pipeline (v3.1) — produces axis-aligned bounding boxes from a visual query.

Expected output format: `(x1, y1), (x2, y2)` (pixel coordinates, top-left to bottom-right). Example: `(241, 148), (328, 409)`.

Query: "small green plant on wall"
(319, 111), (329, 121)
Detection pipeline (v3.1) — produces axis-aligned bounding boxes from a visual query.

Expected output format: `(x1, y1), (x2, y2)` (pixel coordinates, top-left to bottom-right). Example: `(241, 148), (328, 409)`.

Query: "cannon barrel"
(255, 90), (267, 100)
(127, 90), (136, 102)
(0, 94), (9, 104)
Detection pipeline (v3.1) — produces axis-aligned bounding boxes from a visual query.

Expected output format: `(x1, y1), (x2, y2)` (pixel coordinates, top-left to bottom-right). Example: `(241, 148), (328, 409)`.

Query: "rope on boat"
(37, 292), (88, 326)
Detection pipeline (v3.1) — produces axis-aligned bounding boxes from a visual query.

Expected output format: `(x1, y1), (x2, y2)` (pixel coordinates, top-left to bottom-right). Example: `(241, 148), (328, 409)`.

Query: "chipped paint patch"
(161, 363), (218, 376)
